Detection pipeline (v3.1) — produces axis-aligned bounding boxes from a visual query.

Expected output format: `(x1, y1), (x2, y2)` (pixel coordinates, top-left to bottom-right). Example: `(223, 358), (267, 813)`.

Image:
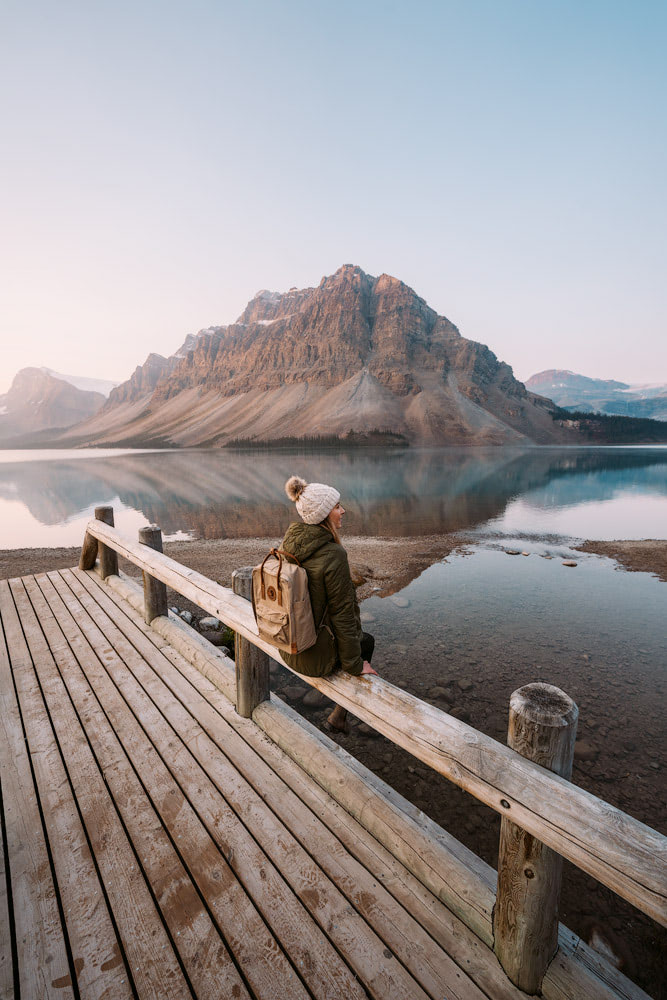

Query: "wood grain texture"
(80, 519), (667, 925)
(232, 567), (270, 718)
(0, 581), (73, 999)
(79, 530), (98, 571)
(40, 571), (268, 1000)
(93, 507), (118, 579)
(6, 576), (190, 1000)
(493, 684), (578, 993)
(0, 771), (13, 1000)
(138, 525), (168, 623)
(82, 569), (485, 1000)
(9, 578), (133, 1000)
(69, 567), (431, 1000)
(100, 570), (650, 1000)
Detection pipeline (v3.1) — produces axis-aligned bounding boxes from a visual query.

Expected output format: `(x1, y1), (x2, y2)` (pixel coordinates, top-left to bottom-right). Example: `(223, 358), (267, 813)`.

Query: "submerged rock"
(574, 740), (599, 762)
(282, 684), (308, 702)
(427, 685), (453, 704)
(303, 688), (327, 708)
(199, 616), (221, 630)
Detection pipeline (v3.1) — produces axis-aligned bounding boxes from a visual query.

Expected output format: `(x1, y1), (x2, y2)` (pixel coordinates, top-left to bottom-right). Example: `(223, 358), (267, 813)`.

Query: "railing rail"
(80, 514), (667, 932)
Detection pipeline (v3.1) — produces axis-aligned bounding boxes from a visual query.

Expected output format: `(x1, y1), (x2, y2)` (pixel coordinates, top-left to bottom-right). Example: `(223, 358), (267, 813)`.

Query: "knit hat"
(285, 475), (340, 524)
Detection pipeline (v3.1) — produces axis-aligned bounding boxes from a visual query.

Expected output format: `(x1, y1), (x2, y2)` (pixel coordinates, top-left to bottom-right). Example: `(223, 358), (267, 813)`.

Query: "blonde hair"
(320, 513), (342, 546)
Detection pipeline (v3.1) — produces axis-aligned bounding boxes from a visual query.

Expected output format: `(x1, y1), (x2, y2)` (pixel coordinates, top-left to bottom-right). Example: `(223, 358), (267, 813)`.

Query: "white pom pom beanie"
(285, 475), (340, 525)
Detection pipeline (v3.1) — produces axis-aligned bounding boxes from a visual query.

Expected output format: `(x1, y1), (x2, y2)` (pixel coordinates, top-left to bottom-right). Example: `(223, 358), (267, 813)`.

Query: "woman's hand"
(361, 661), (378, 676)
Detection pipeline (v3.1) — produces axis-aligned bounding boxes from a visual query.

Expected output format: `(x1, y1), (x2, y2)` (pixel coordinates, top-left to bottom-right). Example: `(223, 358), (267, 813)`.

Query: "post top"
(232, 566), (254, 580)
(510, 682), (578, 728)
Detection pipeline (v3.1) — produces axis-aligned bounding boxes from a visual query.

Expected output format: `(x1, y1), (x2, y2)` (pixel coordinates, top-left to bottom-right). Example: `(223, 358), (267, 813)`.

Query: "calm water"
(0, 445), (665, 547)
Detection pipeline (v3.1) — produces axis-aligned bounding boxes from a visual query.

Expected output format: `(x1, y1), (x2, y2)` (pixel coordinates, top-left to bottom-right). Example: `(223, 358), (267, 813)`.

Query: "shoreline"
(2, 534), (666, 588)
(0, 533), (469, 596)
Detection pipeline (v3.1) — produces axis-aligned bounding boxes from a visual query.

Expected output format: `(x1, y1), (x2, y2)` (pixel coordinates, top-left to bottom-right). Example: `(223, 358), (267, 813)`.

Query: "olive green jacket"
(279, 522), (363, 677)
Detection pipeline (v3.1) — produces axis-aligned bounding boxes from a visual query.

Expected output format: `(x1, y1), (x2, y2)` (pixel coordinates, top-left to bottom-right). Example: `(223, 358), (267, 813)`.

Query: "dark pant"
(361, 631), (375, 663)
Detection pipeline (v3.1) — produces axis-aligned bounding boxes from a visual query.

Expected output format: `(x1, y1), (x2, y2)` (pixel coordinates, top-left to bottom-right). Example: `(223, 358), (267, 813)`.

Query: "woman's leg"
(327, 632), (374, 733)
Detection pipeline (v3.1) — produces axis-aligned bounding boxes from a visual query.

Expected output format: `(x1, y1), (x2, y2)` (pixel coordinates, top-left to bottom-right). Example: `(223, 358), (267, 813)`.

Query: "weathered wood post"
(138, 525), (168, 624)
(81, 505), (119, 578)
(79, 525), (98, 570)
(232, 566), (270, 718)
(493, 682), (578, 994)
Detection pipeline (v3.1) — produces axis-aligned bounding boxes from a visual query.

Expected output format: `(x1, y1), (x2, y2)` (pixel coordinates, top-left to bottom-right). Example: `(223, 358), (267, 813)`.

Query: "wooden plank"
(67, 568), (436, 1000)
(0, 581), (74, 999)
(103, 570), (650, 1000)
(36, 572), (309, 1000)
(3, 581), (190, 1000)
(80, 570), (487, 1000)
(43, 571), (329, 1000)
(26, 574), (253, 1000)
(0, 777), (15, 1000)
(6, 579), (132, 1000)
(69, 567), (426, 1000)
(85, 518), (667, 926)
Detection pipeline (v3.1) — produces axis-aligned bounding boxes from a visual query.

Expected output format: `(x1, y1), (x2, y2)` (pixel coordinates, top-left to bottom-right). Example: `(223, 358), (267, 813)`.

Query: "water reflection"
(0, 446), (665, 547)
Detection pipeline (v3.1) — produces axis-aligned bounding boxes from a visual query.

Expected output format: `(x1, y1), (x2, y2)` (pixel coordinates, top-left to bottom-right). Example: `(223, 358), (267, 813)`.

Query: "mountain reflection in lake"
(0, 446), (666, 547)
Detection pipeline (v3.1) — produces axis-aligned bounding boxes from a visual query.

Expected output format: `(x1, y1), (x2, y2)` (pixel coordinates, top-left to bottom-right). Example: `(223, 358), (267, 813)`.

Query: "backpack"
(251, 548), (320, 654)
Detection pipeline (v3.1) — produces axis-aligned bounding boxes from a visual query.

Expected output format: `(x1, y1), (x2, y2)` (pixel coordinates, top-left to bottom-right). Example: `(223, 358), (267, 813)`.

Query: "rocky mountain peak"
(64, 264), (573, 447)
(0, 367), (105, 444)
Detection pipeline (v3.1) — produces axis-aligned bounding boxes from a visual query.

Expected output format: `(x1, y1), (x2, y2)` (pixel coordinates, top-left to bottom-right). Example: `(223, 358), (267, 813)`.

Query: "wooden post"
(79, 530), (98, 570)
(493, 682), (578, 994)
(93, 506), (118, 579)
(138, 525), (168, 624)
(232, 566), (270, 718)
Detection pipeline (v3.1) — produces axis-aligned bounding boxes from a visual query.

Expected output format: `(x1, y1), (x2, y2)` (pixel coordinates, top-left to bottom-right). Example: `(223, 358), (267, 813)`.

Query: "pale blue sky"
(1, 0), (665, 394)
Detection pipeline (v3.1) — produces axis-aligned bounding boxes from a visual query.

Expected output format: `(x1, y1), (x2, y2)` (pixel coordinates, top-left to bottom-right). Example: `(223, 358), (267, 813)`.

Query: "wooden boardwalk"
(1, 567), (524, 1000)
(1, 556), (656, 1000)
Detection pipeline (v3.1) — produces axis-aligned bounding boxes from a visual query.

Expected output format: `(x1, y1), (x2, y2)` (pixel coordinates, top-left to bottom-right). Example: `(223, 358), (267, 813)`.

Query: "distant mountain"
(41, 368), (119, 398)
(61, 265), (572, 447)
(526, 370), (667, 422)
(0, 368), (106, 444)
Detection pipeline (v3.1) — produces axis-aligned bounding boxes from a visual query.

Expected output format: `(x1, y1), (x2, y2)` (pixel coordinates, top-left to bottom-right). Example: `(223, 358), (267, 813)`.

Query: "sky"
(1, 0), (666, 395)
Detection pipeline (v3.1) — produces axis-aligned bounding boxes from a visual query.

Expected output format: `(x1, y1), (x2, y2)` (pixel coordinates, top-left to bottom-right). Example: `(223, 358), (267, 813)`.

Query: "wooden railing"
(80, 508), (666, 995)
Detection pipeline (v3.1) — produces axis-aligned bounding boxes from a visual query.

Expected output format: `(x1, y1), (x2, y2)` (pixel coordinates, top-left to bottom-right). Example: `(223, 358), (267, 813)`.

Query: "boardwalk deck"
(0, 567), (652, 1000)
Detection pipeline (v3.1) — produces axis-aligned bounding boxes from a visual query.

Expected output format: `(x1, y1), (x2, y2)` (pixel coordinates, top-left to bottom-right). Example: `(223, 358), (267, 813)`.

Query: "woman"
(281, 475), (377, 733)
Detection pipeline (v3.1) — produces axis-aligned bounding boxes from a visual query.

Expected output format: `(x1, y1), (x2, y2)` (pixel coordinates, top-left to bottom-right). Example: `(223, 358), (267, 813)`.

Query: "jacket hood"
(281, 522), (334, 563)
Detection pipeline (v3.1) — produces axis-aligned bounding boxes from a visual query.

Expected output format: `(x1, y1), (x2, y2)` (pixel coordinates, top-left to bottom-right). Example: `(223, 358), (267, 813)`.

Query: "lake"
(1, 445), (666, 547)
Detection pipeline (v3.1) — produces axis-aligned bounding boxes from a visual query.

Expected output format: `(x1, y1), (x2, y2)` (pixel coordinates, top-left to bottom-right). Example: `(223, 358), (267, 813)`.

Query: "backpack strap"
(259, 548), (285, 606)
(275, 547), (301, 566)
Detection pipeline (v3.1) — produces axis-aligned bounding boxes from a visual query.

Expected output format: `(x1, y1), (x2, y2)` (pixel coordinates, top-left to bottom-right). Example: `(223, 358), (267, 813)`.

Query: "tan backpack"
(251, 548), (319, 654)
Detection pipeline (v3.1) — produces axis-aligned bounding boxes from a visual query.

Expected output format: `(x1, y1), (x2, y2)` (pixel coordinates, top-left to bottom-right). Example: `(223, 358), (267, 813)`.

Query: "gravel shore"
(0, 532), (469, 595)
(3, 534), (666, 588)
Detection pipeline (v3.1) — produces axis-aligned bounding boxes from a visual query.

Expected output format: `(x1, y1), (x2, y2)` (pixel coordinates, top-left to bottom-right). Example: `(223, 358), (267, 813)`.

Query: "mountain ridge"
(527, 369), (667, 422)
(65, 264), (570, 447)
(0, 368), (106, 444)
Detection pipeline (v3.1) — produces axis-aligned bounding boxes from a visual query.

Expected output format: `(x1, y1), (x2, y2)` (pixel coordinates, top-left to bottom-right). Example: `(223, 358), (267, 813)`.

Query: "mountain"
(526, 370), (667, 422)
(0, 368), (106, 444)
(41, 368), (119, 397)
(62, 265), (572, 447)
